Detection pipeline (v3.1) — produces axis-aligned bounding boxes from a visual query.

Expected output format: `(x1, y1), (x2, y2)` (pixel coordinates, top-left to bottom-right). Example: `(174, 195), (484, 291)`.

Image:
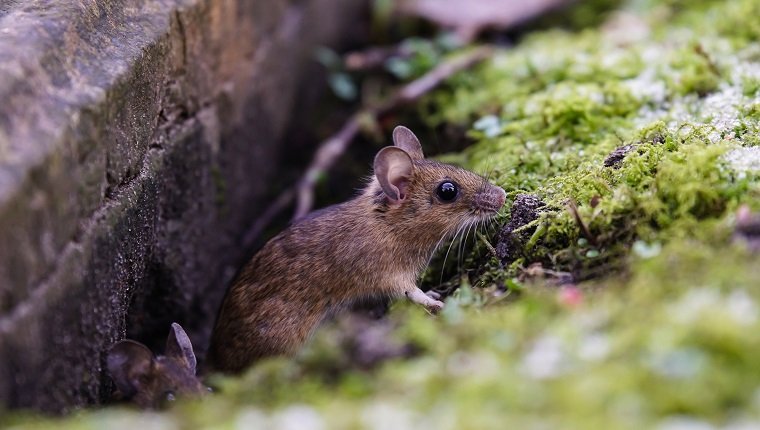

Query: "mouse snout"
(475, 185), (506, 213)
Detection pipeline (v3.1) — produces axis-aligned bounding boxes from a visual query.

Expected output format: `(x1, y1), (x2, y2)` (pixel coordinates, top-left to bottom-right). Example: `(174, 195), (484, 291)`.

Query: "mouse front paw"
(406, 288), (444, 314)
(425, 299), (444, 314)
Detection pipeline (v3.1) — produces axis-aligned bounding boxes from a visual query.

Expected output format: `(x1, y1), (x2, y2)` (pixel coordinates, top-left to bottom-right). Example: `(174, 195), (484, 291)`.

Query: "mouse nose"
(495, 186), (506, 208)
(475, 185), (507, 213)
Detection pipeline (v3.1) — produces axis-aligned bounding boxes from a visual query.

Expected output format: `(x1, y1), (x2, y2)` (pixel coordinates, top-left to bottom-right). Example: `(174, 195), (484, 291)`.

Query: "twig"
(292, 45), (493, 221)
(566, 199), (597, 247)
(344, 45), (414, 71)
(476, 231), (498, 259)
(393, 45), (493, 102)
(240, 46), (494, 246)
(694, 44), (722, 78)
(293, 117), (362, 220)
(242, 188), (295, 250)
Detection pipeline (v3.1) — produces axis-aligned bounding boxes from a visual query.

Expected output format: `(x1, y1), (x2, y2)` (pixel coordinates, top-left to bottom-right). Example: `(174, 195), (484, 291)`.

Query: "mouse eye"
(436, 181), (458, 202)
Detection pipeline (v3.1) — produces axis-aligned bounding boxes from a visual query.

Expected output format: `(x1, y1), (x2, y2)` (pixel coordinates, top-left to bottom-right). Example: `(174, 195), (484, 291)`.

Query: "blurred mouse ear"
(392, 126), (424, 160)
(107, 340), (155, 398)
(166, 322), (197, 375)
(374, 146), (414, 203)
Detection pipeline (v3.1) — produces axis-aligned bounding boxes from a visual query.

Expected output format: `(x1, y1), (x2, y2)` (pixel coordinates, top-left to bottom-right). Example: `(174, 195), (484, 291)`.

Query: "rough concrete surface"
(0, 0), (365, 412)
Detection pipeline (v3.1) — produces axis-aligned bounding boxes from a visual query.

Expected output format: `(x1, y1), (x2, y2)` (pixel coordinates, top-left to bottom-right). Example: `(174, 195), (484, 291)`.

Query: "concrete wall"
(0, 0), (364, 412)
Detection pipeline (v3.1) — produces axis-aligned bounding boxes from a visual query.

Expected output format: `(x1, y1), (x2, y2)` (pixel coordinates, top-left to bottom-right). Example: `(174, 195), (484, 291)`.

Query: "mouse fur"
(208, 126), (506, 373)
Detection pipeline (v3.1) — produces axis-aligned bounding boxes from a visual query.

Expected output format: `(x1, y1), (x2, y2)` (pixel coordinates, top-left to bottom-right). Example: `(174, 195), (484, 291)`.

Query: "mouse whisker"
(440, 222), (467, 285)
(456, 227), (465, 273)
(429, 223), (460, 274)
(479, 161), (495, 194)
(428, 230), (452, 269)
(486, 218), (496, 233)
(458, 220), (475, 273)
(463, 220), (477, 270)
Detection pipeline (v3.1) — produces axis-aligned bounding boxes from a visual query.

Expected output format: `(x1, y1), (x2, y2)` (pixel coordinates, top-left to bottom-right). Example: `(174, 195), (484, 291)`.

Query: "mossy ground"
(6, 0), (760, 428)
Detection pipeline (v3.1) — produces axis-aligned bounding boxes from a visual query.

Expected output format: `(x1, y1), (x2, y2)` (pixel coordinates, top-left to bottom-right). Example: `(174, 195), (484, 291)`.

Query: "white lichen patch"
(519, 335), (569, 379)
(272, 406), (326, 430)
(669, 288), (758, 326)
(701, 88), (743, 136)
(361, 402), (421, 430)
(235, 408), (270, 430)
(576, 333), (611, 362)
(657, 417), (716, 430)
(445, 351), (500, 378)
(234, 406), (327, 430)
(725, 290), (760, 326)
(647, 347), (707, 380)
(723, 147), (760, 173)
(624, 68), (668, 104)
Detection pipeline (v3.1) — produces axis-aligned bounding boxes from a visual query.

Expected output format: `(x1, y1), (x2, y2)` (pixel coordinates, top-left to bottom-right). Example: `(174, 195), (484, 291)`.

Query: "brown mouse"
(208, 126), (506, 373)
(107, 323), (207, 408)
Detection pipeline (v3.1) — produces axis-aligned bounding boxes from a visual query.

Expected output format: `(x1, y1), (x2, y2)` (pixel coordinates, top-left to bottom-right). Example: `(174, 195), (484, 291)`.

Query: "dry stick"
(241, 46), (493, 248)
(566, 199), (597, 247)
(242, 188), (295, 249)
(694, 44), (722, 78)
(293, 118), (362, 221)
(344, 45), (415, 71)
(293, 45), (494, 221)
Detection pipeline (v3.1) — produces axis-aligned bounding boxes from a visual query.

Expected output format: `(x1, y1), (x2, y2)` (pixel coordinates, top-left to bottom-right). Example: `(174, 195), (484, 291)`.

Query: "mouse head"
(107, 323), (207, 409)
(373, 126), (506, 239)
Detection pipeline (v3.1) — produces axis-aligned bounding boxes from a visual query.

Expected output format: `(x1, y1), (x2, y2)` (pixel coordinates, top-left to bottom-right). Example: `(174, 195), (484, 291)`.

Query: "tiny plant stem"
(566, 199), (598, 247)
(477, 231), (498, 259)
(242, 188), (295, 250)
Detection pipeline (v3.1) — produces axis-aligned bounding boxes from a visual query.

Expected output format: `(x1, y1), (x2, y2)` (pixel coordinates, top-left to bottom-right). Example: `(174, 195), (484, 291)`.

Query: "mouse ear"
(392, 126), (424, 160)
(374, 146), (414, 203)
(166, 322), (197, 375)
(107, 340), (155, 398)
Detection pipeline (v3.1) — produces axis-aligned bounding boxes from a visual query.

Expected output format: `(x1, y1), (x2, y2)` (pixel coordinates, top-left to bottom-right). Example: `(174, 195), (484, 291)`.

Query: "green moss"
(419, 0), (760, 284)
(9, 241), (760, 429)
(666, 45), (721, 97)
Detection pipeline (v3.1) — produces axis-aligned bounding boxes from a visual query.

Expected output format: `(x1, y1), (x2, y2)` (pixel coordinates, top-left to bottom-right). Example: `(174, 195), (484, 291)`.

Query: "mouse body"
(208, 126), (506, 373)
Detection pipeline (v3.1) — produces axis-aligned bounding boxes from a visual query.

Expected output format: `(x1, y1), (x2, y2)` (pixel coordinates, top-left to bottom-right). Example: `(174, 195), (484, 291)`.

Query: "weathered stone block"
(0, 0), (365, 412)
